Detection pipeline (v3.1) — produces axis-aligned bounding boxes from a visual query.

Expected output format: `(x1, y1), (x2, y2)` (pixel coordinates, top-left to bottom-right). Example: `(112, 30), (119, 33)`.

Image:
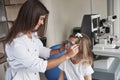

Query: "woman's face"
(34, 15), (46, 31)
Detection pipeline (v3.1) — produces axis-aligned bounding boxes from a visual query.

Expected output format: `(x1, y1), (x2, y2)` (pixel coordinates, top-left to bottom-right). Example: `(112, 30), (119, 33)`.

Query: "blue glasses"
(64, 40), (74, 47)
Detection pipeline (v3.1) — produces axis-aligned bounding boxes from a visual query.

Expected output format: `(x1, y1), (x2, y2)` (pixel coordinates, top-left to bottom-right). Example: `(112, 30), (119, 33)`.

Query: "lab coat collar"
(17, 32), (39, 39)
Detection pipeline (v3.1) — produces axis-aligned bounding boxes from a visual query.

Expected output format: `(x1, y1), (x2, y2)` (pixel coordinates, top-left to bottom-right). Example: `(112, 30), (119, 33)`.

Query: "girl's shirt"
(5, 32), (51, 80)
(59, 59), (94, 80)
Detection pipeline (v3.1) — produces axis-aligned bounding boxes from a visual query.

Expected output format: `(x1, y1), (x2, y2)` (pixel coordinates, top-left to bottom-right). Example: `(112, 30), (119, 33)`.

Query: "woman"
(4, 0), (79, 80)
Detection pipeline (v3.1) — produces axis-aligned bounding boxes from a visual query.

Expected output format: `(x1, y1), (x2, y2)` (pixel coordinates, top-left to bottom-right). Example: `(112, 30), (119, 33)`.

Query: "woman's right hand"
(47, 44), (79, 70)
(66, 44), (79, 59)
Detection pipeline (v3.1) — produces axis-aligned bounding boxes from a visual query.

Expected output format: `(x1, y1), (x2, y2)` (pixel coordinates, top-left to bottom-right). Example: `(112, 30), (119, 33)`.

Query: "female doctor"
(4, 0), (79, 80)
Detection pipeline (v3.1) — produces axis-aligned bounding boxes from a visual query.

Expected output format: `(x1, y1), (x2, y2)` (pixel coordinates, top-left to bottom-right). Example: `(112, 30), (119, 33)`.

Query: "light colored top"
(59, 59), (94, 80)
(5, 32), (51, 80)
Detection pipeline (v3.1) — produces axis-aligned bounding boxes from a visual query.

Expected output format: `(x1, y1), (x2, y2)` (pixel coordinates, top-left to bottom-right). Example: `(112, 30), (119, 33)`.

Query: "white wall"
(113, 0), (120, 36)
(41, 0), (107, 47)
(92, 0), (107, 19)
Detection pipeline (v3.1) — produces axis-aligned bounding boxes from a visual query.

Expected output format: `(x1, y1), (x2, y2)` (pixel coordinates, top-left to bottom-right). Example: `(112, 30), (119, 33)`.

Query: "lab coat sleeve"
(39, 47), (51, 59)
(37, 39), (51, 59)
(7, 40), (48, 73)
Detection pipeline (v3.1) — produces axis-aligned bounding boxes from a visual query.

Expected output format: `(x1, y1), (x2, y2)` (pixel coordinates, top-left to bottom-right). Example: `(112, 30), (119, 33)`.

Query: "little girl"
(59, 33), (94, 80)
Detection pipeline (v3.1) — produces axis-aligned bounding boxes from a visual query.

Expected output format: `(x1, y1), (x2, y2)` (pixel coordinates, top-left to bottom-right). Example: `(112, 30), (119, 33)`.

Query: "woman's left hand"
(59, 42), (66, 52)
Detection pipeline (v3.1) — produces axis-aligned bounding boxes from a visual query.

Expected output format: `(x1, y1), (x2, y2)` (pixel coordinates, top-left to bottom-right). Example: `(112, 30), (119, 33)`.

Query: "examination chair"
(45, 44), (67, 80)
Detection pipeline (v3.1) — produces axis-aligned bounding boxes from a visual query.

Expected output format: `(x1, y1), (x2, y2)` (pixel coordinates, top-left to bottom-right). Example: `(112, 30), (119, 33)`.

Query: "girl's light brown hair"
(70, 33), (93, 65)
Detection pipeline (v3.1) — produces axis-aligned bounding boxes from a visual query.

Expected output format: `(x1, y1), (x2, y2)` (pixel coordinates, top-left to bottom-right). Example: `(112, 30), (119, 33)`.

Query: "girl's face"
(34, 15), (46, 31)
(65, 37), (77, 50)
(69, 37), (77, 45)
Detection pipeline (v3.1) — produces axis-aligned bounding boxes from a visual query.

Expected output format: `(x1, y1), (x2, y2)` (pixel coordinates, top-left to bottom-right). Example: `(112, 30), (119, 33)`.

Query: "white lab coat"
(4, 32), (51, 80)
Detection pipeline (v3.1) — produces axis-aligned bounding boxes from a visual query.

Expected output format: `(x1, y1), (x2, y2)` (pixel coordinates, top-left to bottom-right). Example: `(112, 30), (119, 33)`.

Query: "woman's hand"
(50, 43), (66, 56)
(47, 44), (79, 70)
(66, 44), (79, 59)
(59, 41), (66, 52)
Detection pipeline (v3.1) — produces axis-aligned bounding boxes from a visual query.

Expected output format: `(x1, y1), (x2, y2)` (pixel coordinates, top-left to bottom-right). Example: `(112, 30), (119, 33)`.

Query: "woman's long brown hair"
(6, 0), (49, 44)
